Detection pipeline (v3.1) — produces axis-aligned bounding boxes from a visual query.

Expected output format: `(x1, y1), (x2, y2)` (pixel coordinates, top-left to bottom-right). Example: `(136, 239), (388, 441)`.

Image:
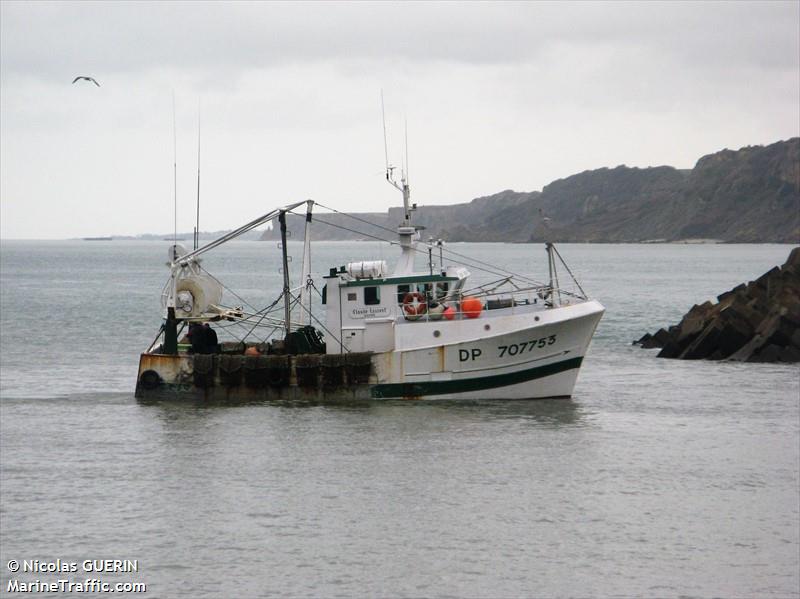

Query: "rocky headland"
(261, 137), (799, 243)
(635, 247), (800, 362)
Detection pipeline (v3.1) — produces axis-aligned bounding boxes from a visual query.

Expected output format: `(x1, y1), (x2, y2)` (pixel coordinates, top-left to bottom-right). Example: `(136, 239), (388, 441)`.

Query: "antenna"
(172, 90), (177, 246)
(195, 100), (201, 250)
(381, 89), (390, 178)
(381, 93), (417, 275)
(404, 116), (409, 186)
(380, 92), (410, 221)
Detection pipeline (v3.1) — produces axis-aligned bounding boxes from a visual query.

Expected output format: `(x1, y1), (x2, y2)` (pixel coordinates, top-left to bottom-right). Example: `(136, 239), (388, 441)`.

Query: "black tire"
(139, 370), (162, 390)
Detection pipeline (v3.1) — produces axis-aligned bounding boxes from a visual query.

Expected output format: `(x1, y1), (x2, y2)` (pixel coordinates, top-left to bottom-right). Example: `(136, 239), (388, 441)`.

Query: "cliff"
(261, 138), (799, 243)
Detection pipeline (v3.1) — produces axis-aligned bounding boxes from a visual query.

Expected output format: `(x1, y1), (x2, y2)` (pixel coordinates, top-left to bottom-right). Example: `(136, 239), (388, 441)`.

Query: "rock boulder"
(634, 247), (800, 362)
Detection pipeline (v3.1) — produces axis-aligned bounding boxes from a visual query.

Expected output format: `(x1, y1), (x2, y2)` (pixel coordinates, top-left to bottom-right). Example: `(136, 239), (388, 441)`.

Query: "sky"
(1, 1), (798, 239)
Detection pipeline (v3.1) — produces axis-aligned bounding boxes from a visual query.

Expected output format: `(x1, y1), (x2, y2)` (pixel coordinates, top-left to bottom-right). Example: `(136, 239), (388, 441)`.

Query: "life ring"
(402, 292), (428, 320)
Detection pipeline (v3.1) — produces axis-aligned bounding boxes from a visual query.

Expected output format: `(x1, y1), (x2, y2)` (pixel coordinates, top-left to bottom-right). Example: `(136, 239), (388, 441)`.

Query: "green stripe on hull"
(371, 356), (584, 398)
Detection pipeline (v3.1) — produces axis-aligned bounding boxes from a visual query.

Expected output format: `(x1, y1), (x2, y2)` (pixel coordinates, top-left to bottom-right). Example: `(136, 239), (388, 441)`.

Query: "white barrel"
(163, 273), (224, 318)
(346, 260), (387, 279)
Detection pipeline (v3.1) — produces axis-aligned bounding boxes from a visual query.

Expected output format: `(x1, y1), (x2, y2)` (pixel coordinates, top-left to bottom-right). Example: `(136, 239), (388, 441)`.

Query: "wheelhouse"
(322, 262), (469, 353)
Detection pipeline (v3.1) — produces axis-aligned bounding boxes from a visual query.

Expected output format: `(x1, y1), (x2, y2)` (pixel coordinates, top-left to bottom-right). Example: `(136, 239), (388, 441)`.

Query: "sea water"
(1, 240), (797, 598)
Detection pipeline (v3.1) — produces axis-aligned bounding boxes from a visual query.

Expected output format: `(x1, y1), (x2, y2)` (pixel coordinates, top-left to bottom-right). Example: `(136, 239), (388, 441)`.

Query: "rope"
(313, 201), (400, 236)
(290, 207), (548, 287)
(302, 214), (395, 246)
(307, 277), (324, 299)
(162, 204), (584, 352)
(197, 264), (258, 313)
(285, 289), (346, 351)
(439, 246), (546, 287)
(237, 292), (293, 343)
(550, 244), (587, 299)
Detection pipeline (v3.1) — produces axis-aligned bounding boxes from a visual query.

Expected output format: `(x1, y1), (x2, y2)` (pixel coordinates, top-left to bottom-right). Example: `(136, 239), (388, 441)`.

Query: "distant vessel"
(82, 237), (112, 241)
(136, 161), (604, 401)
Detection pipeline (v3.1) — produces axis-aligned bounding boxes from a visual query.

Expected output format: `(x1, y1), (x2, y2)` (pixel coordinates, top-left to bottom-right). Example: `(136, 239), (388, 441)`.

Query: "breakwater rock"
(635, 247), (800, 362)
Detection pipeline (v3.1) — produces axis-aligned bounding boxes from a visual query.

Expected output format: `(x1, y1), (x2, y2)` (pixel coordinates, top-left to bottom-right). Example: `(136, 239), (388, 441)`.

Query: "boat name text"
(458, 335), (558, 361)
(351, 307), (389, 318)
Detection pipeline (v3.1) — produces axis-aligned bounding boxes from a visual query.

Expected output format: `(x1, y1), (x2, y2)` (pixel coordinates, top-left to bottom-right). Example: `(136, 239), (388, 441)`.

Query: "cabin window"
(322, 284), (327, 305)
(364, 286), (380, 305)
(397, 284), (410, 303)
(420, 281), (449, 300)
(347, 292), (357, 301)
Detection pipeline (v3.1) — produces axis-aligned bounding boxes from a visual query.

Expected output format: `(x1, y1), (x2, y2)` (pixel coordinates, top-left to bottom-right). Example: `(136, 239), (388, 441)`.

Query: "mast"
(166, 91), (179, 354)
(542, 211), (560, 306)
(194, 103), (201, 250)
(279, 211), (292, 337)
(299, 200), (314, 325)
(172, 91), (177, 246)
(382, 94), (417, 275)
(160, 201), (307, 354)
(546, 243), (562, 306)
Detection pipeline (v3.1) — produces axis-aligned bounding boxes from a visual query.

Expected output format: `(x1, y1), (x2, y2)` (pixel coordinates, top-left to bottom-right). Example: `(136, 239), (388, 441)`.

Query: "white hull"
(370, 300), (604, 399)
(135, 300), (604, 402)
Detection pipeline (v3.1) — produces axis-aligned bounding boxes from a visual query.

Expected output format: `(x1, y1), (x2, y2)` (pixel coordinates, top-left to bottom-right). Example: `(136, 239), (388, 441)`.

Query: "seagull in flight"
(72, 76), (100, 87)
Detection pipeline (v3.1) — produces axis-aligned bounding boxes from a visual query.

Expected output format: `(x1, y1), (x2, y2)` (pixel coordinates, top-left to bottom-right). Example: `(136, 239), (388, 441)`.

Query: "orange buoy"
(443, 306), (457, 320)
(244, 346), (261, 356)
(461, 296), (483, 319)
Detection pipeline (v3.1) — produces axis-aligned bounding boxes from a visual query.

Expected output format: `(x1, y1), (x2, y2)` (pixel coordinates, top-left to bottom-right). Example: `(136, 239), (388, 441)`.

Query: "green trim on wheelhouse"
(336, 274), (460, 288)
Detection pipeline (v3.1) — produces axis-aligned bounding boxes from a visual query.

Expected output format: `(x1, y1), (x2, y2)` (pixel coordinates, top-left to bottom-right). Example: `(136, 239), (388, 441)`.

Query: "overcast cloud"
(1, 1), (798, 238)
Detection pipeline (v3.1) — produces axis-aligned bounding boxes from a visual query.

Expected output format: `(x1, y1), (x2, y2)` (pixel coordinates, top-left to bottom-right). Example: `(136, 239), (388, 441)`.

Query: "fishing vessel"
(135, 165), (604, 401)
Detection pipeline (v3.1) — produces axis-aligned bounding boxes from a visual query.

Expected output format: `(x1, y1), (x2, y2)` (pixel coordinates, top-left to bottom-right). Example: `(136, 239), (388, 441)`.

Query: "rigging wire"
(197, 264), (258, 313)
(306, 202), (400, 237)
(285, 289), (345, 350)
(297, 204), (547, 286)
(190, 205), (573, 349)
(237, 292), (292, 343)
(295, 209), (546, 286)
(305, 215), (392, 244)
(211, 296), (295, 346)
(549, 244), (587, 299)
(190, 260), (292, 345)
(439, 246), (546, 287)
(170, 201), (582, 351)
